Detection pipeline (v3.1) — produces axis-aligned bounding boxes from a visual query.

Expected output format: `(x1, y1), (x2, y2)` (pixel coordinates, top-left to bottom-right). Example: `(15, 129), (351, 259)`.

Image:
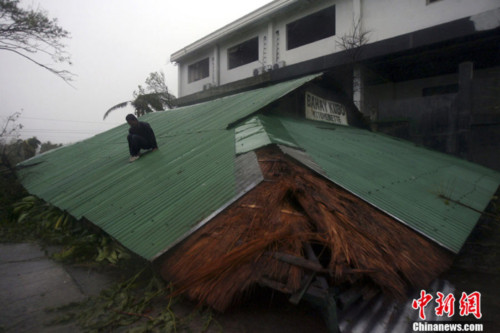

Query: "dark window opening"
(188, 58), (209, 83)
(286, 6), (336, 50)
(228, 37), (259, 69)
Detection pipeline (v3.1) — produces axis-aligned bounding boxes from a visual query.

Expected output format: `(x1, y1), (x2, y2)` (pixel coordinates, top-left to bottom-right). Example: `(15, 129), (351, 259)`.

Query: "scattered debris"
(161, 146), (454, 312)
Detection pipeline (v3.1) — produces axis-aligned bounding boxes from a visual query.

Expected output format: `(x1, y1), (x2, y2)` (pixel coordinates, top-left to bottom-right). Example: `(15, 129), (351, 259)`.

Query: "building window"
(228, 37), (259, 70)
(286, 6), (336, 50)
(188, 58), (209, 83)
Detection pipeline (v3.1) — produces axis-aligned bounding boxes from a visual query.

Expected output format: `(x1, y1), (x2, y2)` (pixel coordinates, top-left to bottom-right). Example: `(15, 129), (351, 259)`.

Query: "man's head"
(126, 114), (139, 127)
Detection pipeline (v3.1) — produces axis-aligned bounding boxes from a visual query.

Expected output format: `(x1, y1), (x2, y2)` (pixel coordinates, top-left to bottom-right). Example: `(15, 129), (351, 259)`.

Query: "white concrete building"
(171, 0), (500, 170)
(171, 0), (499, 101)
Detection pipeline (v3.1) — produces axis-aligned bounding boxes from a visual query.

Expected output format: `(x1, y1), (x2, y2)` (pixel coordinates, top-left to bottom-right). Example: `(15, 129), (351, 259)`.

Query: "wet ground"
(0, 242), (326, 332)
(0, 243), (114, 332)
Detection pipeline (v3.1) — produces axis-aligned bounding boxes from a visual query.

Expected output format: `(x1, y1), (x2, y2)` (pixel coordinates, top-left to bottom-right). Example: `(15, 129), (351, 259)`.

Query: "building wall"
(174, 0), (499, 98)
(365, 72), (459, 117)
(365, 66), (498, 118)
(371, 65), (500, 171)
(361, 0), (499, 43)
(469, 67), (500, 171)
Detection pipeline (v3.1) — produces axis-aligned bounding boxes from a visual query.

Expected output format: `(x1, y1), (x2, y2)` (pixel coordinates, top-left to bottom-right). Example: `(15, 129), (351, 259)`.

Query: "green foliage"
(1, 195), (131, 265)
(95, 236), (131, 265)
(0, 129), (64, 234)
(0, 161), (26, 213)
(47, 266), (218, 332)
(0, 136), (40, 167)
(40, 141), (63, 154)
(133, 71), (176, 116)
(103, 71), (176, 119)
(48, 268), (170, 330)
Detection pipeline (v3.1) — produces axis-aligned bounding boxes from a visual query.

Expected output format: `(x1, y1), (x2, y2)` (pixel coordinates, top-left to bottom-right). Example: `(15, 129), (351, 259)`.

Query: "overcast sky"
(0, 0), (273, 144)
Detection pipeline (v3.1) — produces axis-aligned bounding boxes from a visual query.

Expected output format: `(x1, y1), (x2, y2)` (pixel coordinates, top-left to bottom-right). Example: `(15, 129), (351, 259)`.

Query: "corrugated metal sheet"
(273, 115), (500, 253)
(17, 73), (500, 259)
(338, 279), (455, 333)
(17, 74), (320, 260)
(234, 114), (500, 252)
(235, 116), (299, 154)
(234, 151), (264, 194)
(278, 144), (328, 178)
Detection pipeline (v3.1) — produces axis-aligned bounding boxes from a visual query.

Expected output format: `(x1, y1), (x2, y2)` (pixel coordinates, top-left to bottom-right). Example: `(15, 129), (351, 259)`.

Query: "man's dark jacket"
(129, 121), (158, 149)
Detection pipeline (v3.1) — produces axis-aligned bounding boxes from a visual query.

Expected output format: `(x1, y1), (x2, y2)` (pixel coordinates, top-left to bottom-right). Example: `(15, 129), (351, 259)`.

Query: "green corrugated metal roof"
(235, 114), (500, 253)
(17, 74), (320, 260)
(18, 73), (500, 259)
(235, 115), (299, 154)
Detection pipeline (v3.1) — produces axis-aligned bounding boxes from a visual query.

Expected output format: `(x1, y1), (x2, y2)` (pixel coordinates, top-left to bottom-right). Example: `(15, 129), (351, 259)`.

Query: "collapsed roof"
(17, 74), (500, 312)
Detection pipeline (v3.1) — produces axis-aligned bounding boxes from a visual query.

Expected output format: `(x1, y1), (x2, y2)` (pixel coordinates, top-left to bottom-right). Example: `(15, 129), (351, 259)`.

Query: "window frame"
(227, 36), (259, 70)
(187, 57), (210, 83)
(286, 5), (336, 51)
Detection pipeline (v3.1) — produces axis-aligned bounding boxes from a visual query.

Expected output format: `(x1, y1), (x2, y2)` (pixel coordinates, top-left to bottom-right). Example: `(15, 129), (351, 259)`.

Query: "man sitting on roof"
(126, 114), (158, 162)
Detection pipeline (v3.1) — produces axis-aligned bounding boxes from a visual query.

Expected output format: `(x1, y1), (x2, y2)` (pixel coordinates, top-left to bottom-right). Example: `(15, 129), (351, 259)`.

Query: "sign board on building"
(305, 92), (348, 125)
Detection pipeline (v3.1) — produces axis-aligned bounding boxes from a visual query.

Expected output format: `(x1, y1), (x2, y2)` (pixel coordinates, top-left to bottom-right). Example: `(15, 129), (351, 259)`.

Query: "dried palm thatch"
(160, 145), (453, 312)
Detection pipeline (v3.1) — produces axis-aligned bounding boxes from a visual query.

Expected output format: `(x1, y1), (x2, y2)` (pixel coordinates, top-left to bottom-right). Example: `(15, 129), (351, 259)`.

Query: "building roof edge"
(170, 0), (299, 62)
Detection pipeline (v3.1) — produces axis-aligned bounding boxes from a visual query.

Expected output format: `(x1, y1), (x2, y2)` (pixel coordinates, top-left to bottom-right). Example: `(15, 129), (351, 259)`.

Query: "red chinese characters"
(459, 291), (482, 319)
(435, 292), (455, 317)
(412, 290), (482, 320)
(412, 290), (433, 320)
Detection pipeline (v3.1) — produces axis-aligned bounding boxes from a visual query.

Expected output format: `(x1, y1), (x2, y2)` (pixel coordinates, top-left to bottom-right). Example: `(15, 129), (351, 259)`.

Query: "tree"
(0, 0), (74, 83)
(335, 16), (370, 65)
(1, 113), (61, 173)
(336, 16), (370, 115)
(104, 71), (176, 119)
(1, 136), (40, 170)
(0, 134), (42, 217)
(0, 112), (22, 176)
(40, 141), (62, 154)
(0, 111), (22, 143)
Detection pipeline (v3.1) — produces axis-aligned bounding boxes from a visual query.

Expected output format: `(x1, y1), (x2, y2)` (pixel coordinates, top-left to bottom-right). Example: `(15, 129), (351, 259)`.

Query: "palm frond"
(103, 101), (131, 120)
(103, 71), (177, 120)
